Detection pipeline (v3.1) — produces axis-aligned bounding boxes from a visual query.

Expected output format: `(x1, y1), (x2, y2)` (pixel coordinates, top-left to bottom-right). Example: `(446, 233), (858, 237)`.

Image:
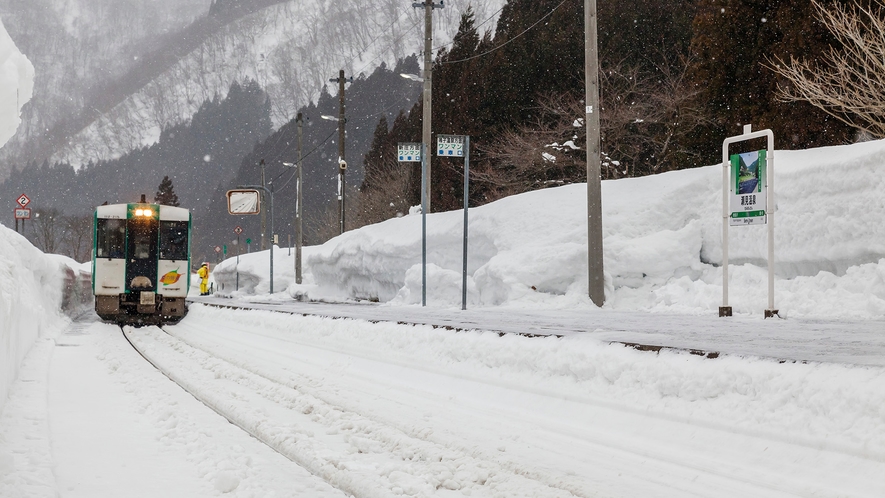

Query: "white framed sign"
(397, 142), (422, 162)
(437, 135), (465, 157)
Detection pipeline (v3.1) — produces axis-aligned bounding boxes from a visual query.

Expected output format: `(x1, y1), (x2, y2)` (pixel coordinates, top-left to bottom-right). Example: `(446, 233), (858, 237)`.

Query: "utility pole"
(296, 112), (303, 284)
(585, 0), (605, 306)
(413, 0), (444, 213)
(329, 70), (352, 234)
(260, 158), (267, 251)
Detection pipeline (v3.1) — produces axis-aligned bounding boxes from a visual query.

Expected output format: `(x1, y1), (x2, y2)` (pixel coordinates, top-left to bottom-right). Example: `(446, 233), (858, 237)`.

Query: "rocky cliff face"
(0, 0), (505, 173)
(0, 0), (210, 174)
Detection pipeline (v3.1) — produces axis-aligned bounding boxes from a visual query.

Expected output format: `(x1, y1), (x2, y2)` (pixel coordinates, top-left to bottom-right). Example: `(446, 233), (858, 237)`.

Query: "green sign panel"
(729, 150), (767, 226)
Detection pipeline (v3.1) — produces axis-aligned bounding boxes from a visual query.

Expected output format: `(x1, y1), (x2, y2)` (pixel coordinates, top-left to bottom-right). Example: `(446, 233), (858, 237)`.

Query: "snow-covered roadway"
(125, 303), (884, 497)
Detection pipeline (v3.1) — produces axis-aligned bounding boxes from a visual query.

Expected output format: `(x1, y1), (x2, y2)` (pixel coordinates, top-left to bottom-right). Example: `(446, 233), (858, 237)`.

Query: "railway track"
(121, 324), (593, 497)
(116, 308), (882, 498)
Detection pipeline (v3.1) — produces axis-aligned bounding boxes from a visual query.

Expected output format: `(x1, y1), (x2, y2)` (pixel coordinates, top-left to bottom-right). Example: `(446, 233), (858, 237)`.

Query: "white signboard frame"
(437, 135), (465, 157)
(721, 126), (777, 318)
(397, 142), (422, 162)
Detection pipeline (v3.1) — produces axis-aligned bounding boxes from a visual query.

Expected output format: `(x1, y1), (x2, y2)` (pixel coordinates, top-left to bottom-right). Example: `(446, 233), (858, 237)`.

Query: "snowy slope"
(0, 16), (32, 149)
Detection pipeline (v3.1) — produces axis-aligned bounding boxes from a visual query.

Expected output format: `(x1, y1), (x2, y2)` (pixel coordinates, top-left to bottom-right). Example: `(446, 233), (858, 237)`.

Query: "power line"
(439, 0), (569, 65)
(270, 127), (338, 193)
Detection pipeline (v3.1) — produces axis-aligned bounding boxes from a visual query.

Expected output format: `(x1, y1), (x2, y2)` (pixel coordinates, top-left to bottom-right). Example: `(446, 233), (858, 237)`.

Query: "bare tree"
(476, 58), (706, 200)
(769, 0), (885, 137)
(30, 208), (62, 254)
(355, 156), (416, 227)
(60, 215), (93, 262)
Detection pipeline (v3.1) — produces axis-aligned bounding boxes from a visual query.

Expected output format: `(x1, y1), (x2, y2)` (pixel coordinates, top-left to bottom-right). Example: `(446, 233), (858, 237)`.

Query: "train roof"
(95, 203), (190, 221)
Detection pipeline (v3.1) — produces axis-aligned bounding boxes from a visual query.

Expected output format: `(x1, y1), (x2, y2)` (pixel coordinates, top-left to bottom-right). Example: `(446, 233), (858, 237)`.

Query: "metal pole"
(296, 112), (303, 284)
(766, 135), (777, 317)
(421, 142), (427, 307)
(585, 0), (605, 306)
(239, 184), (274, 293)
(236, 234), (240, 291)
(270, 183), (274, 294)
(721, 147), (730, 313)
(462, 137), (470, 311)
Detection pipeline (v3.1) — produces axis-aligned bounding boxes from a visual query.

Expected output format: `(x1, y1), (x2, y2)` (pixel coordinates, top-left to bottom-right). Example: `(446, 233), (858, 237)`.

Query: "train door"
(125, 217), (159, 292)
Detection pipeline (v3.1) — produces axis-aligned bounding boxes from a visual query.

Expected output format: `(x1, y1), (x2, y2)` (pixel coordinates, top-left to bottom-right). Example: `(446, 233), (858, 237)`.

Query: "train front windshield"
(159, 221), (189, 261)
(96, 219), (126, 258)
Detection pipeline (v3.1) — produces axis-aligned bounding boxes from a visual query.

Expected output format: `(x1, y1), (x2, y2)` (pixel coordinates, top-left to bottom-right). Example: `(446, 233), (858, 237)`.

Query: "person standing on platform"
(198, 262), (210, 296)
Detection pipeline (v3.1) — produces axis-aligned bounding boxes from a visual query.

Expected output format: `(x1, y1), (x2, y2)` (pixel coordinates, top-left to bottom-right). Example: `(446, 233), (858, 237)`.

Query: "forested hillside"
(359, 0), (855, 218)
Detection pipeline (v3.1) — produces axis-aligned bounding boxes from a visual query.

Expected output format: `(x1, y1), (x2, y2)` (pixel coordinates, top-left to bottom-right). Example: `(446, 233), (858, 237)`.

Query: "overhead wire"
(439, 0), (569, 65)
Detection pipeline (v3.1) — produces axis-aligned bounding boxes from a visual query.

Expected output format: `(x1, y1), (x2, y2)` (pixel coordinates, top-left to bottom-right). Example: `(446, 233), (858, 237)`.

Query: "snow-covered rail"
(118, 305), (885, 497)
(123, 325), (598, 497)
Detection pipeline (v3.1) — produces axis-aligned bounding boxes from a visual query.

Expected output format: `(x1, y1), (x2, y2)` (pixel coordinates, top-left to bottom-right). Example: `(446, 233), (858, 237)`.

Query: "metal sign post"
(229, 185), (274, 293)
(721, 125), (777, 318)
(398, 142), (425, 304)
(234, 226), (243, 291)
(421, 143), (428, 306)
(438, 134), (471, 310)
(16, 194), (30, 234)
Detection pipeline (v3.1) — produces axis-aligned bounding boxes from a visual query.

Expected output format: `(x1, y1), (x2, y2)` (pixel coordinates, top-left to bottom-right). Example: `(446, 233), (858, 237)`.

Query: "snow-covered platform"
(190, 296), (885, 367)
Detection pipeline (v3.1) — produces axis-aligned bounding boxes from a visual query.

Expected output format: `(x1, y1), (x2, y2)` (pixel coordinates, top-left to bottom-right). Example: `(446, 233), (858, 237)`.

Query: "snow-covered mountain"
(0, 0), (506, 170)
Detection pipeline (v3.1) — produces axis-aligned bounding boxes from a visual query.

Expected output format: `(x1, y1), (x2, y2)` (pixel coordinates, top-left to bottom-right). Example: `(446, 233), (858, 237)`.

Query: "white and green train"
(92, 197), (191, 325)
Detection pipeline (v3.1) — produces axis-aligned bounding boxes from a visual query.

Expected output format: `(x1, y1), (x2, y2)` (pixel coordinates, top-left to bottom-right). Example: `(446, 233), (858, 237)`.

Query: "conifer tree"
(688, 0), (853, 153)
(154, 175), (180, 206)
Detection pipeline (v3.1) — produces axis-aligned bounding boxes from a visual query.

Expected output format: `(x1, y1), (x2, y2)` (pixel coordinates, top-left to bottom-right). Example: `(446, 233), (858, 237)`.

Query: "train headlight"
(135, 208), (153, 217)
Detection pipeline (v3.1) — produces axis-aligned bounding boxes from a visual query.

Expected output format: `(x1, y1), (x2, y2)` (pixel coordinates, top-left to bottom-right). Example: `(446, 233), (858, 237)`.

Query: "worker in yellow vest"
(197, 262), (210, 295)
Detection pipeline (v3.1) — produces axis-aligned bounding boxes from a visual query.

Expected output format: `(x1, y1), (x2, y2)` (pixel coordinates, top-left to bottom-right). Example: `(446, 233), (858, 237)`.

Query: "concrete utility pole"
(295, 113), (304, 284)
(585, 0), (605, 306)
(413, 0), (444, 213)
(329, 70), (352, 234)
(260, 158), (267, 251)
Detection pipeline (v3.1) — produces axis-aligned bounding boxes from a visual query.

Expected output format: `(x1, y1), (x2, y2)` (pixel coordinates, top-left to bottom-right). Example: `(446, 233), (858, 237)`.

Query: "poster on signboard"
(729, 150), (767, 226)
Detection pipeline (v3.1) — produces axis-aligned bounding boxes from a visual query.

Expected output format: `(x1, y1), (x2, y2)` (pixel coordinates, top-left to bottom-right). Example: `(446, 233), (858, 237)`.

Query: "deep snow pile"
(0, 16), (51, 415)
(215, 139), (885, 319)
(0, 224), (69, 414)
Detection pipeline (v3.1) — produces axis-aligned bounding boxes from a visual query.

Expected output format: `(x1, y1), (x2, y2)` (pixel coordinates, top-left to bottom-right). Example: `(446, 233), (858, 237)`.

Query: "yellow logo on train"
(160, 269), (182, 286)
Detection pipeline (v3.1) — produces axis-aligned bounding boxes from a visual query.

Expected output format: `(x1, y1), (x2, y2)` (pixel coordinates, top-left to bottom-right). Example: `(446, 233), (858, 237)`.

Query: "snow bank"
(184, 305), (885, 461)
(303, 139), (885, 317)
(0, 16), (34, 149)
(0, 225), (68, 414)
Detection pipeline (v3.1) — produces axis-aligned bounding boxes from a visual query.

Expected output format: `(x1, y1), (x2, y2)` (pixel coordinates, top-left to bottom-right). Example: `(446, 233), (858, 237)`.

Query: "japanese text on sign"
(729, 150), (767, 226)
(437, 135), (465, 157)
(397, 143), (422, 162)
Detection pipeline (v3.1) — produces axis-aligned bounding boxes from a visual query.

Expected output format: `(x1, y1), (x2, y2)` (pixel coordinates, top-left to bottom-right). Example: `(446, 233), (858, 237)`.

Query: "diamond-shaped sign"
(17, 194), (30, 208)
(234, 225), (243, 235)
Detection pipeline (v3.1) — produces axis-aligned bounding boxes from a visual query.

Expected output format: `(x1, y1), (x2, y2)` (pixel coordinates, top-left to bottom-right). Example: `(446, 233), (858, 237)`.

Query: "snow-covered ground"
(2, 137), (883, 496)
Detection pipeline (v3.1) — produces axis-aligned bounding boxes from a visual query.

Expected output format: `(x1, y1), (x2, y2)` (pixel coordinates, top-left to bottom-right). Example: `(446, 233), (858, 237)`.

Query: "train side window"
(159, 221), (189, 261)
(96, 219), (125, 259)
